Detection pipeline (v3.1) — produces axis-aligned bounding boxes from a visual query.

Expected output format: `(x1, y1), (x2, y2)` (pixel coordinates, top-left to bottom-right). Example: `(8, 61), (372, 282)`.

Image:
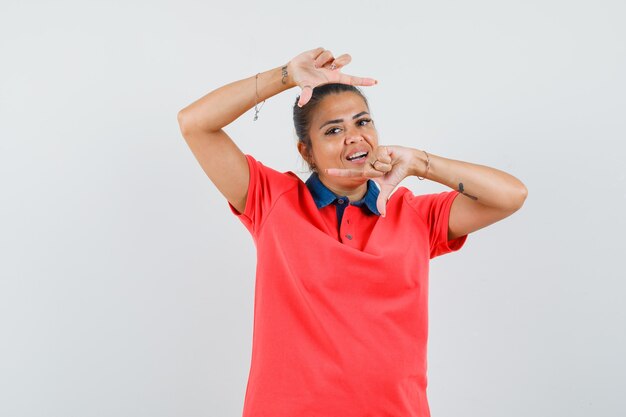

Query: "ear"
(297, 142), (313, 166)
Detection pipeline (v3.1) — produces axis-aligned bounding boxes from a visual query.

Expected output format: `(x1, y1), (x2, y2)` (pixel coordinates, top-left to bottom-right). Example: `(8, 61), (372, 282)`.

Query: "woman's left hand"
(325, 145), (416, 217)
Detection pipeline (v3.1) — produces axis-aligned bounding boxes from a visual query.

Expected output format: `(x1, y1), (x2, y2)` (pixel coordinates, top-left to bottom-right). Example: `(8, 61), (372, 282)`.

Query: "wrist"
(284, 61), (297, 89)
(411, 148), (430, 179)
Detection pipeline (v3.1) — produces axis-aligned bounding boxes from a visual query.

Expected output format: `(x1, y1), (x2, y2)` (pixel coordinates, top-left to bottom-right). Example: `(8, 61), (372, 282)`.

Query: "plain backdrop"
(1, 0), (625, 416)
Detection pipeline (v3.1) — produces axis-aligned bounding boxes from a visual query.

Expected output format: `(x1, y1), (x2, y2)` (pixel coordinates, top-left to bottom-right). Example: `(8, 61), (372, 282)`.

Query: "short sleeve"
(227, 154), (297, 237)
(404, 190), (468, 259)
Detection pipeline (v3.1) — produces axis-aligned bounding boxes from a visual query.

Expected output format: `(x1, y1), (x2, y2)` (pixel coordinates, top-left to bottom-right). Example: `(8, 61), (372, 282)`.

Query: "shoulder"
(392, 186), (460, 220)
(245, 154), (302, 188)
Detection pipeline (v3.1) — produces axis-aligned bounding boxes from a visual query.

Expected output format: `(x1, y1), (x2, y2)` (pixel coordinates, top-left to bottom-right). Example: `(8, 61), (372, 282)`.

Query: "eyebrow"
(319, 111), (370, 130)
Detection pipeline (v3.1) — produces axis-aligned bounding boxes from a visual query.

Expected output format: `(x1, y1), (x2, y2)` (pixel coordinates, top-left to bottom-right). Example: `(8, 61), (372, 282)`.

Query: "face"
(299, 91), (379, 190)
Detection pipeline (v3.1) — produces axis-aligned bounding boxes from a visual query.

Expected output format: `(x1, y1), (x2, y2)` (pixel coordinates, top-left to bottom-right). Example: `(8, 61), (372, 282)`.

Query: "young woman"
(178, 47), (527, 417)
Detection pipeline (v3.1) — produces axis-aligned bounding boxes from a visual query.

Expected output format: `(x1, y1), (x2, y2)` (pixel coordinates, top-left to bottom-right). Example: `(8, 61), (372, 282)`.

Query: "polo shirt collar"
(305, 172), (381, 216)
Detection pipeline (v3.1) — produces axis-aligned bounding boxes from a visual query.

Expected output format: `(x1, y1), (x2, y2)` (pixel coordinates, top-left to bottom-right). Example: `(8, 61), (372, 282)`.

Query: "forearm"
(410, 149), (528, 210)
(178, 63), (296, 133)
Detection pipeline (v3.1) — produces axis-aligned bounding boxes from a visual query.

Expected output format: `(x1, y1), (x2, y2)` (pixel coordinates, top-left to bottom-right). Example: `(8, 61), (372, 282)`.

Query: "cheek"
(319, 143), (341, 158)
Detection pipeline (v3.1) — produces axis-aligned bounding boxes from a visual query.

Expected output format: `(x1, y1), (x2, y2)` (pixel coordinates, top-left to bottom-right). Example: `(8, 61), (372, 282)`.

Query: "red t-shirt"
(228, 154), (468, 417)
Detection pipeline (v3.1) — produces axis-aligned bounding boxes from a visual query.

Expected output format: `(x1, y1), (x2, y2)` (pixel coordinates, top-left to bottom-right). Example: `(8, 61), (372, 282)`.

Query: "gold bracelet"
(416, 150), (430, 180)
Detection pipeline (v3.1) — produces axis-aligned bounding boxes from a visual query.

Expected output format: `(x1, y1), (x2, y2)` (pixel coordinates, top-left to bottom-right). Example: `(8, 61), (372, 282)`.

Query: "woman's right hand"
(287, 47), (378, 107)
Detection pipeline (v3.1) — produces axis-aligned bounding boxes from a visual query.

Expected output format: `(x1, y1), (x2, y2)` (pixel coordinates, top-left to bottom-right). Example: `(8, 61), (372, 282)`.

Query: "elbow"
(520, 183), (528, 200)
(512, 183), (528, 211)
(177, 109), (194, 136)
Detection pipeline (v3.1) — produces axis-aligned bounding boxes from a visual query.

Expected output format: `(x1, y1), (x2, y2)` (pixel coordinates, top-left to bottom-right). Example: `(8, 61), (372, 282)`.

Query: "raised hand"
(325, 145), (415, 217)
(288, 47), (378, 107)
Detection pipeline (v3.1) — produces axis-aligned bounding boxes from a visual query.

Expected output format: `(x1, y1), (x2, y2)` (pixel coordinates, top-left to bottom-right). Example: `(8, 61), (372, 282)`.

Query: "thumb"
(298, 85), (314, 107)
(374, 179), (397, 217)
(374, 184), (390, 217)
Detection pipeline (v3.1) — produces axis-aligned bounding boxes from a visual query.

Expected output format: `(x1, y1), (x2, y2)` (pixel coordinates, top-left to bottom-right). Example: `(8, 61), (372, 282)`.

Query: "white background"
(1, 0), (625, 416)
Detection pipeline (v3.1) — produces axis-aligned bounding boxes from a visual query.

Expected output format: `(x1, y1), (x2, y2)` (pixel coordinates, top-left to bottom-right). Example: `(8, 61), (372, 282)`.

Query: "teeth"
(347, 151), (367, 160)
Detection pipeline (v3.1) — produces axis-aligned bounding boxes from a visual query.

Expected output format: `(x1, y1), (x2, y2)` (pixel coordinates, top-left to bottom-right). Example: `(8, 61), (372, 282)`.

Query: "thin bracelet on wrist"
(254, 63), (289, 122)
(416, 150), (430, 180)
(253, 72), (265, 121)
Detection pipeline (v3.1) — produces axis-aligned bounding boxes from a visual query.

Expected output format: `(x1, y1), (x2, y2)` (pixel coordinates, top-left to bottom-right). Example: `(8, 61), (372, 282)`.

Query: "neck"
(318, 175), (368, 202)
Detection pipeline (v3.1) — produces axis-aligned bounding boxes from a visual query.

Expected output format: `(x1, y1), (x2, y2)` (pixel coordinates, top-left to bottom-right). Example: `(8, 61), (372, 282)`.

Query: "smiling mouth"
(346, 151), (368, 162)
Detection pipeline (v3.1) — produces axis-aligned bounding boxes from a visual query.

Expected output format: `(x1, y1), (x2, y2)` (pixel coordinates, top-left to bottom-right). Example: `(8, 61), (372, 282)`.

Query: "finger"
(311, 46), (326, 58)
(376, 193), (387, 217)
(314, 50), (335, 68)
(298, 85), (314, 107)
(371, 160), (392, 173)
(338, 72), (378, 86)
(364, 162), (387, 178)
(365, 164), (387, 178)
(370, 155), (392, 172)
(308, 47), (327, 64)
(376, 146), (392, 164)
(325, 168), (365, 177)
(323, 53), (351, 70)
(368, 152), (391, 173)
(323, 59), (338, 70)
(325, 168), (384, 178)
(335, 53), (351, 66)
(373, 180), (394, 217)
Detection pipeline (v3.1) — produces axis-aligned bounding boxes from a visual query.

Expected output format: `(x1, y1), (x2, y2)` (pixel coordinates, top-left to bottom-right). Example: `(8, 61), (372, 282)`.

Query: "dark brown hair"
(293, 83), (370, 172)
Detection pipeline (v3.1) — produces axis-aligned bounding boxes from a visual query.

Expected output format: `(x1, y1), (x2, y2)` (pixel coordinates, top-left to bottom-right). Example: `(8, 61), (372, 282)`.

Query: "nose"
(345, 132), (364, 144)
(346, 138), (362, 146)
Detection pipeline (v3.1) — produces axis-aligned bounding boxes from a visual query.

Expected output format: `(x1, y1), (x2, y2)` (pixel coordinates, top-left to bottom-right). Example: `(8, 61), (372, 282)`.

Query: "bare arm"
(178, 64), (296, 133)
(177, 47), (377, 214)
(177, 64), (296, 214)
(408, 150), (528, 240)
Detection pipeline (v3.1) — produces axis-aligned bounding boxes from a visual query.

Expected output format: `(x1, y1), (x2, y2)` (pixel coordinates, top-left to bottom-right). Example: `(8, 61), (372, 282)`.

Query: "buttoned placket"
(305, 172), (381, 244)
(336, 196), (368, 243)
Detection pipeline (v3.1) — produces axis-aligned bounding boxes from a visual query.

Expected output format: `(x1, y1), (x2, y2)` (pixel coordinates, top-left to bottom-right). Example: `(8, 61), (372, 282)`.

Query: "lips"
(345, 147), (370, 161)
(347, 154), (368, 164)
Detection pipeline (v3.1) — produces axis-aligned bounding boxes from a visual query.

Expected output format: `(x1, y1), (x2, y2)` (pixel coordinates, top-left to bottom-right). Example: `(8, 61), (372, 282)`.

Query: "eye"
(324, 118), (373, 136)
